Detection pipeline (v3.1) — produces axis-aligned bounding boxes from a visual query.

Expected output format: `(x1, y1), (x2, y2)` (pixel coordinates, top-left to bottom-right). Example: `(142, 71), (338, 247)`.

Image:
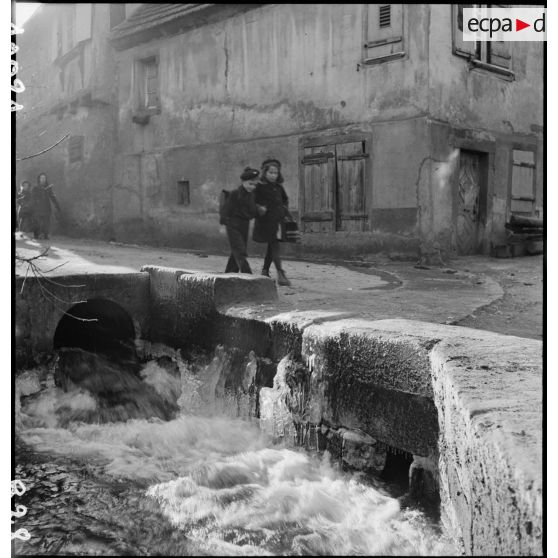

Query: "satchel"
(280, 221), (301, 243)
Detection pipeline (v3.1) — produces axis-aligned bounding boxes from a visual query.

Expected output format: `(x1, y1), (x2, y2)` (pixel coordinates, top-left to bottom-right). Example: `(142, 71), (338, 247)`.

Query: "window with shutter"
(488, 40), (512, 70)
(452, 4), (514, 77)
(363, 4), (404, 65)
(136, 56), (160, 113)
(510, 150), (535, 215)
(452, 4), (479, 59)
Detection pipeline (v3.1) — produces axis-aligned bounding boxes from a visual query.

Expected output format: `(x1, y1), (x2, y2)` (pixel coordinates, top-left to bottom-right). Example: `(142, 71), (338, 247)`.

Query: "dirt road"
(15, 234), (543, 340)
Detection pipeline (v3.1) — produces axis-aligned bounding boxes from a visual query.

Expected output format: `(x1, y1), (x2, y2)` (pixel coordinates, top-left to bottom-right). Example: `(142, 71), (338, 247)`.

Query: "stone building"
(16, 4), (544, 259)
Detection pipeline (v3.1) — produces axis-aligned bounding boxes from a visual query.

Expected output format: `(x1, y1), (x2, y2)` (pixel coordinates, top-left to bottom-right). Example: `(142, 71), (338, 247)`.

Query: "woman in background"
(253, 158), (292, 286)
(32, 172), (60, 240)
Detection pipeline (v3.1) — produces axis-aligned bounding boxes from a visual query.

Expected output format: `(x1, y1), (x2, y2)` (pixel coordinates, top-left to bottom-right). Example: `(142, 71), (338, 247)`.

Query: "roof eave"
(110, 4), (264, 51)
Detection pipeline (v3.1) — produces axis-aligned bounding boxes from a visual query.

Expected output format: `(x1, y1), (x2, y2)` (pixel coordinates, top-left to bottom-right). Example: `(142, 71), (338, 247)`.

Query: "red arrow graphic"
(516, 18), (530, 31)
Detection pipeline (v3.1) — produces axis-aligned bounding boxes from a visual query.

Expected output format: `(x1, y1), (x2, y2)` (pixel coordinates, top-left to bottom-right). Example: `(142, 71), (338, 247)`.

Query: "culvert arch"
(53, 298), (137, 360)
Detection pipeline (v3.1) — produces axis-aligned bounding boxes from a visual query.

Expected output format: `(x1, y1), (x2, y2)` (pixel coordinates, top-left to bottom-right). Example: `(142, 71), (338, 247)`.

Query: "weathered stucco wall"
(424, 5), (544, 256)
(113, 4), (431, 252)
(428, 6), (543, 135)
(16, 4), (119, 238)
(16, 4), (543, 257)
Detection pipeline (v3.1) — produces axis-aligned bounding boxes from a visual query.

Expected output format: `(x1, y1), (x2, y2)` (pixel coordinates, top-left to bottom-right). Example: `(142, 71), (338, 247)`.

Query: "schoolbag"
(218, 189), (231, 225)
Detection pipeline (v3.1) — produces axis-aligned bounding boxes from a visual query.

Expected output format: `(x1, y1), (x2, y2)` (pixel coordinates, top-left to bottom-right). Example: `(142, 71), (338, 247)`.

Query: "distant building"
(17, 4), (544, 259)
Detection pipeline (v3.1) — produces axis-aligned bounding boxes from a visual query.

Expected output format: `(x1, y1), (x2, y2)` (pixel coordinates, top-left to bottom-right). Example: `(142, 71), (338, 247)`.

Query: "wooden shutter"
(301, 146), (336, 233)
(510, 150), (535, 215)
(75, 4), (92, 43)
(144, 60), (159, 109)
(489, 4), (512, 69)
(453, 4), (479, 59)
(365, 4), (404, 62)
(68, 135), (84, 163)
(336, 142), (368, 232)
(489, 41), (512, 69)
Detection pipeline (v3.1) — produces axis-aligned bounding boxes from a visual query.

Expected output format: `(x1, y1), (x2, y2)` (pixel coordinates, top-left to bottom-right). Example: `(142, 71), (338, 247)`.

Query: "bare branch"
(15, 248), (50, 262)
(16, 133), (70, 162)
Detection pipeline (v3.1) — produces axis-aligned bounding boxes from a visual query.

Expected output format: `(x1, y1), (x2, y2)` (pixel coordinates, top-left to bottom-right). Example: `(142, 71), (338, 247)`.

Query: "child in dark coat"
(224, 167), (265, 274)
(253, 158), (292, 286)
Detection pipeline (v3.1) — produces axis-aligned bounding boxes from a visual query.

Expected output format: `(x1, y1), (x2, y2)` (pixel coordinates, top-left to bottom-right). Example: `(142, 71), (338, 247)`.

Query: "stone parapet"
(298, 318), (542, 555)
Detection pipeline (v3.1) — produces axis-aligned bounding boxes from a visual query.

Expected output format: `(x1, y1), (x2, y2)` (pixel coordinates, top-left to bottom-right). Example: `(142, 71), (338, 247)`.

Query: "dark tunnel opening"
(53, 298), (137, 361)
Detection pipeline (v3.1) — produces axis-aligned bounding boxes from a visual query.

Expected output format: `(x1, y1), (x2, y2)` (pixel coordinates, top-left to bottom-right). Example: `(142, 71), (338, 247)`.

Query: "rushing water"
(14, 348), (458, 556)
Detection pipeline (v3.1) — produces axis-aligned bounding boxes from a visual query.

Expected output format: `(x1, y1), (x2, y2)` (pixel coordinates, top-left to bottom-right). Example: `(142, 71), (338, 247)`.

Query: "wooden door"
(335, 141), (368, 231)
(456, 150), (482, 255)
(301, 146), (336, 233)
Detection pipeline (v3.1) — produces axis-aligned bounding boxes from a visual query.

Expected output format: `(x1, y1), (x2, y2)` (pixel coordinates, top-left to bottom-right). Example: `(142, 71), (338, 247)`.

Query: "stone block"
(140, 266), (277, 348)
(409, 454), (439, 503)
(341, 429), (387, 473)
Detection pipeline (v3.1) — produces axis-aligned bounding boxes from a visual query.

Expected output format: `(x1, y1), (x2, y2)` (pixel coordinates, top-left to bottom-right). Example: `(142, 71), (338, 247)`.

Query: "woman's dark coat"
(32, 183), (60, 217)
(252, 178), (289, 243)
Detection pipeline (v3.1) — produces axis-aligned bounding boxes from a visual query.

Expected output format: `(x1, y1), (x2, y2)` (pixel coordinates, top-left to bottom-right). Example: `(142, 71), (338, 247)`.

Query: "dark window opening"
(68, 135), (84, 163)
(110, 4), (126, 29)
(177, 180), (190, 205)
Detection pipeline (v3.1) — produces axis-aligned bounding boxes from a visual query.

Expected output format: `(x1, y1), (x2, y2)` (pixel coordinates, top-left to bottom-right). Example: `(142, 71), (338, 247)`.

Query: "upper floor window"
(110, 5), (126, 30)
(51, 4), (92, 61)
(452, 5), (514, 78)
(137, 56), (160, 113)
(363, 4), (405, 65)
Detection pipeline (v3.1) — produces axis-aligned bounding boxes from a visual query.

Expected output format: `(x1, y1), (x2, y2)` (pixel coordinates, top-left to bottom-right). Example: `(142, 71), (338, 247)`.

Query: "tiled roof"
(110, 3), (262, 49)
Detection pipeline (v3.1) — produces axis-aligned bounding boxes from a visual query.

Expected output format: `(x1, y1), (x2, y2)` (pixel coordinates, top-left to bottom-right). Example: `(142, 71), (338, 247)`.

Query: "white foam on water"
(16, 353), (457, 556)
(148, 448), (456, 556)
